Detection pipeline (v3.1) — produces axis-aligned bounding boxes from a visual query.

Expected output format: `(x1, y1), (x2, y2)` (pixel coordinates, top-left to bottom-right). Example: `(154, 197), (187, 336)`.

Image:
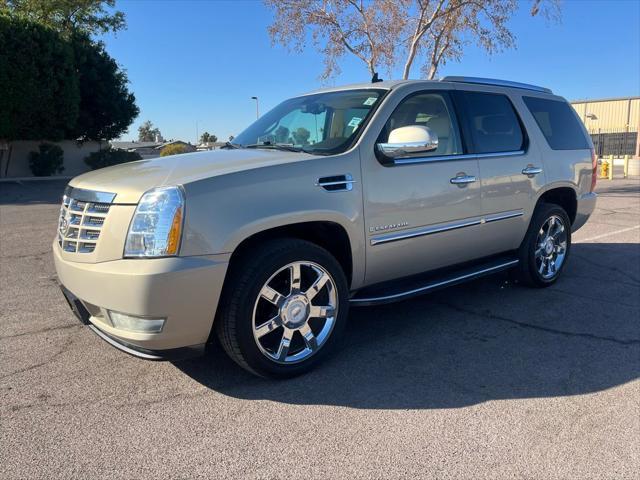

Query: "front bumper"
(572, 192), (597, 232)
(54, 242), (230, 356)
(59, 285), (205, 360)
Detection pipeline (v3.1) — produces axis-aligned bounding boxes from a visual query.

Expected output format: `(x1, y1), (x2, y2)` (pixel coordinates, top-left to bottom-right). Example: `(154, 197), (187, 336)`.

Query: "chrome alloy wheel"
(252, 261), (338, 364)
(535, 215), (568, 280)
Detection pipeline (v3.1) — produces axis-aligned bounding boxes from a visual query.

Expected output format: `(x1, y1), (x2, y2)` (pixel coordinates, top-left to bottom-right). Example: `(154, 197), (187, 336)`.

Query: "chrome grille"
(58, 190), (113, 254)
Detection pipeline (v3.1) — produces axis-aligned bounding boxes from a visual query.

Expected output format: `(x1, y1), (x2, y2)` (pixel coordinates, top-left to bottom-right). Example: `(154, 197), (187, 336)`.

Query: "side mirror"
(376, 125), (438, 163)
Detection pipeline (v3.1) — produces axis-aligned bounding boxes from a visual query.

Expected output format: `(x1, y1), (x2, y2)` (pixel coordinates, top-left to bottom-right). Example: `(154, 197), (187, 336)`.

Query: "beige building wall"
(0, 140), (102, 178)
(571, 97), (640, 132)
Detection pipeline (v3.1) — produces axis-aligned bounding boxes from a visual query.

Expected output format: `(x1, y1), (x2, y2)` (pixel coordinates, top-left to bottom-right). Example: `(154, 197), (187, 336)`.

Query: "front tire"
(517, 203), (572, 287)
(215, 239), (349, 378)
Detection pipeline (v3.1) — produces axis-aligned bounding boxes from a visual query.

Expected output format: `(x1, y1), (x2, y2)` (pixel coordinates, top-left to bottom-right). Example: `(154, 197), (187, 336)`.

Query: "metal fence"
(588, 128), (638, 157)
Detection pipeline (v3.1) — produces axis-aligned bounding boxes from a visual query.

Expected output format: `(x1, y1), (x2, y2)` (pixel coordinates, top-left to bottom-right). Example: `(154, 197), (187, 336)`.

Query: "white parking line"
(576, 225), (640, 243)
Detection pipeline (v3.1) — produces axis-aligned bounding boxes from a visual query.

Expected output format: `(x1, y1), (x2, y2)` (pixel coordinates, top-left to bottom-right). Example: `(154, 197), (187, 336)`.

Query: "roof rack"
(441, 76), (553, 94)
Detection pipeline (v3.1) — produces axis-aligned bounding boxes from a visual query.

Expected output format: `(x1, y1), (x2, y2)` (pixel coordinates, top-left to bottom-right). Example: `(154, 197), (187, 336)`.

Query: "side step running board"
(350, 257), (519, 307)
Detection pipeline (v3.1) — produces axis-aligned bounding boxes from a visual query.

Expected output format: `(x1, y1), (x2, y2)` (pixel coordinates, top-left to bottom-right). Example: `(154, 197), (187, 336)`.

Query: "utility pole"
(251, 96), (259, 119)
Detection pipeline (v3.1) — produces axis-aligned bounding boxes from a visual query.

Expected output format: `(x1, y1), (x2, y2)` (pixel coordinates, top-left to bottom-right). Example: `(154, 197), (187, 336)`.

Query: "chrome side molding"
(371, 217), (482, 246)
(392, 150), (525, 166)
(484, 210), (524, 223)
(370, 209), (523, 246)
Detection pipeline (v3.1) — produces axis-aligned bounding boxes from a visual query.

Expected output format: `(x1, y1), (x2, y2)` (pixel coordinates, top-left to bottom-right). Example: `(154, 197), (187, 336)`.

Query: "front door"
(362, 91), (484, 286)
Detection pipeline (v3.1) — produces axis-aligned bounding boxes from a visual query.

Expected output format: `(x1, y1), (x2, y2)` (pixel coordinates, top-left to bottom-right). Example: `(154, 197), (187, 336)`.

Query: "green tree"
(0, 15), (79, 175)
(200, 132), (219, 143)
(29, 143), (65, 176)
(160, 143), (189, 157)
(0, 14), (138, 176)
(0, 16), (79, 140)
(138, 121), (161, 142)
(1, 0), (126, 36)
(84, 146), (141, 170)
(71, 33), (139, 141)
(274, 126), (290, 143)
(291, 127), (310, 146)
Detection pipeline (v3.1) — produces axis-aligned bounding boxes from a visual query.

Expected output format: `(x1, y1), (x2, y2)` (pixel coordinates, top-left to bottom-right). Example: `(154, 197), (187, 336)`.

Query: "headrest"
(481, 115), (513, 134)
(425, 115), (451, 134)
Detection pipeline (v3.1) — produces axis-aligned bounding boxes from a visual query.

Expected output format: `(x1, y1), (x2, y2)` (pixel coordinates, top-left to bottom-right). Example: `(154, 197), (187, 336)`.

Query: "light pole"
(251, 96), (259, 119)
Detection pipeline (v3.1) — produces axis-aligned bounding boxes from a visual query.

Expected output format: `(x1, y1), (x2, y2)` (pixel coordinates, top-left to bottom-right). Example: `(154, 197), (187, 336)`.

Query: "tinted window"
(460, 92), (525, 153)
(523, 96), (590, 150)
(380, 92), (463, 157)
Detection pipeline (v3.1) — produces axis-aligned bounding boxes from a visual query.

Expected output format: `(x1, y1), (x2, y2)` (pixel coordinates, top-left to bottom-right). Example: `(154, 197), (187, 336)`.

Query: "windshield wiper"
(220, 141), (241, 149)
(244, 143), (305, 153)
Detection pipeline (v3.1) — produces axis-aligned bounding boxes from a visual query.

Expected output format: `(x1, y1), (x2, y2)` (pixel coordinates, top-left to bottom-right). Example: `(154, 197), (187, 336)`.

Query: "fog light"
(108, 311), (165, 333)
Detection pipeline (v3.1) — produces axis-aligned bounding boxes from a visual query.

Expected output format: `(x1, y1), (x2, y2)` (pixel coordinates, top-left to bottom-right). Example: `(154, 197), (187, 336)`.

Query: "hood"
(69, 148), (314, 203)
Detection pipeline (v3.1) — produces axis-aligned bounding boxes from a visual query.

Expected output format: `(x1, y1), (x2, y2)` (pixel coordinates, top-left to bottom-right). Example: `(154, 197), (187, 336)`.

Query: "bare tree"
(265, 0), (405, 79)
(265, 0), (560, 81)
(414, 0), (561, 79)
(400, 0), (516, 80)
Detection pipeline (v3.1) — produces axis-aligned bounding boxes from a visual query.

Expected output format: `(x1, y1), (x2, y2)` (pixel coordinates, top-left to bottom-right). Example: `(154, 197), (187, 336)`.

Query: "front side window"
(233, 89), (385, 155)
(523, 96), (590, 150)
(378, 92), (463, 157)
(459, 91), (525, 154)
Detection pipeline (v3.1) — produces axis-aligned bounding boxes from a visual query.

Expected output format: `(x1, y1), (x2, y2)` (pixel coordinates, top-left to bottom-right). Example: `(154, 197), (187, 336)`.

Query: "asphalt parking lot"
(1, 177), (639, 479)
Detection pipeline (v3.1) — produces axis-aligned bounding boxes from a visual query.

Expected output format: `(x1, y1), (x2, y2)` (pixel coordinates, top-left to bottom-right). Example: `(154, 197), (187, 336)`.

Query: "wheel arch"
(534, 185), (578, 225)
(226, 218), (356, 288)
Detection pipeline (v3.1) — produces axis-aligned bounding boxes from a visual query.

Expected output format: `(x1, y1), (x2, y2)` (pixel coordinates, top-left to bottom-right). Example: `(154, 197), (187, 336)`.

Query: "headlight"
(124, 186), (185, 258)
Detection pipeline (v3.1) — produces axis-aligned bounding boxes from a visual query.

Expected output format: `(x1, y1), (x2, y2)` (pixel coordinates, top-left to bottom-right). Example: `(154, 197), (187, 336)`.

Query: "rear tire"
(215, 238), (349, 378)
(516, 203), (572, 287)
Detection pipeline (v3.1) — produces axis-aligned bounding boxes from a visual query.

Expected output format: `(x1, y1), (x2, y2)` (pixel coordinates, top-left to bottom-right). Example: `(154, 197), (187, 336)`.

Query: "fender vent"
(316, 174), (355, 192)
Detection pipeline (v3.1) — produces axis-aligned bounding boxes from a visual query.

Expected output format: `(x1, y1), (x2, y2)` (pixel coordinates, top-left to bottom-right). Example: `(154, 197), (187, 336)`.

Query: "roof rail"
(441, 76), (553, 94)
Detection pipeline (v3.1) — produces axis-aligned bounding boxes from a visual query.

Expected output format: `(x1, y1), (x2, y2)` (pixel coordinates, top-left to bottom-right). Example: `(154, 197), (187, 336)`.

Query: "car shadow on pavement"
(178, 241), (640, 409)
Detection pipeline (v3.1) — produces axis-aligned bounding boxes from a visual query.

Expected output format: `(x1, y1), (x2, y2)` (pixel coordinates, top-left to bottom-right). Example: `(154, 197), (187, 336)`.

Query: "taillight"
(590, 147), (597, 192)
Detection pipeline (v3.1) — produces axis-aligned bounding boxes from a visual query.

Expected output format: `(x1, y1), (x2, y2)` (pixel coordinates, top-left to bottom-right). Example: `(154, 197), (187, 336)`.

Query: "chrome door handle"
(450, 174), (477, 185)
(522, 166), (543, 176)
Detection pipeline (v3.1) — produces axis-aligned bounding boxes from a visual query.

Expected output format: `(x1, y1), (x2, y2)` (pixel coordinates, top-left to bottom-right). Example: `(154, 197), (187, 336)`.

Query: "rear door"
(453, 89), (545, 254)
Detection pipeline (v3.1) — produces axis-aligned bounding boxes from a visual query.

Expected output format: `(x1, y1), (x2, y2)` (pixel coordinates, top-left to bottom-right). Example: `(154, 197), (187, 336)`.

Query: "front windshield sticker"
(348, 117), (363, 128)
(363, 97), (377, 106)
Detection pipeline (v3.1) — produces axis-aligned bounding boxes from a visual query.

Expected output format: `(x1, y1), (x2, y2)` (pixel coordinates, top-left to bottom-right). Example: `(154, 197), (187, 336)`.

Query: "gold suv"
(55, 77), (597, 377)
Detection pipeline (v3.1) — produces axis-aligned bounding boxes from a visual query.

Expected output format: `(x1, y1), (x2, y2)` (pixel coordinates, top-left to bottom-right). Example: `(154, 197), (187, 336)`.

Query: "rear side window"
(458, 92), (525, 154)
(523, 96), (590, 150)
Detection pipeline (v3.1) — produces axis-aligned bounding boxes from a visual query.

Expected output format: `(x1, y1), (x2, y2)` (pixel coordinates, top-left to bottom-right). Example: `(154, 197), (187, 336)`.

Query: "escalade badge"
(369, 221), (409, 233)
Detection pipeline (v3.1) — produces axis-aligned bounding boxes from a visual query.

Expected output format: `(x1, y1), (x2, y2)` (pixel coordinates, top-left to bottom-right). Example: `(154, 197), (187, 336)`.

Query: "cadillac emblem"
(59, 211), (71, 236)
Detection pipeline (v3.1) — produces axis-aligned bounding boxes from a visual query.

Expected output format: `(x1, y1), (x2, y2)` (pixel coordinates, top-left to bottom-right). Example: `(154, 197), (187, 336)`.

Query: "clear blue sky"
(100, 0), (640, 143)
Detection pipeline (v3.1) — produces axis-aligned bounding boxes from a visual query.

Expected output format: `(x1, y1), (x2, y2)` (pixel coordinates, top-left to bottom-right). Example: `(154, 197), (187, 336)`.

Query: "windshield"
(233, 89), (386, 155)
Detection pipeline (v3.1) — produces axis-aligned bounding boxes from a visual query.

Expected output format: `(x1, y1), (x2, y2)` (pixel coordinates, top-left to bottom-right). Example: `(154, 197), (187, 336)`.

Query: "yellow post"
(608, 155), (614, 180)
(623, 155), (629, 178)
